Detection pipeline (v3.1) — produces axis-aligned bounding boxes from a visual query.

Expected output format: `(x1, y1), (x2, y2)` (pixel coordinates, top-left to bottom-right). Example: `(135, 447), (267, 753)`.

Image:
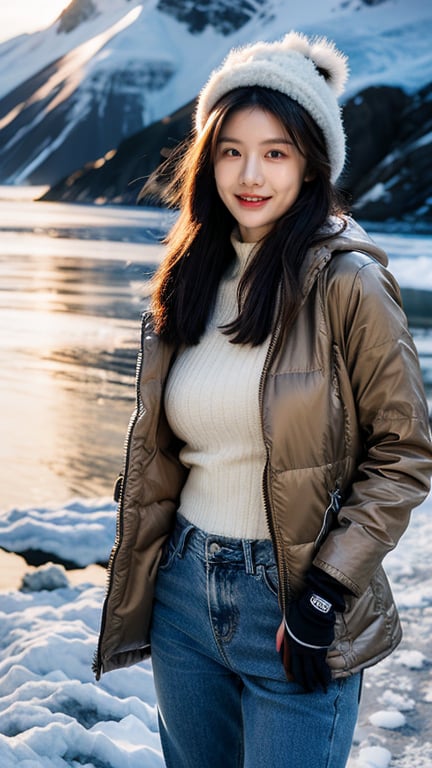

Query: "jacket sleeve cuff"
(312, 520), (390, 597)
(307, 564), (352, 611)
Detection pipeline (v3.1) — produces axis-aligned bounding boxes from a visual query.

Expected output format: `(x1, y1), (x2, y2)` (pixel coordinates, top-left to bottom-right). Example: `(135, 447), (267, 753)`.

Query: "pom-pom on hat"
(195, 32), (349, 182)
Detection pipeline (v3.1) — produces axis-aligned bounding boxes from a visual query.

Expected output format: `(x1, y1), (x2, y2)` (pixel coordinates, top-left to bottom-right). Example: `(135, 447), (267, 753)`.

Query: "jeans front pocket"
(158, 518), (196, 573)
(256, 563), (279, 598)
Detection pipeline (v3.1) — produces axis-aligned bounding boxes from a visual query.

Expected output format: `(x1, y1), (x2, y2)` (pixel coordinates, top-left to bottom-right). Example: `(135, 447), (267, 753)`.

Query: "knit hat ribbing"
(195, 32), (349, 182)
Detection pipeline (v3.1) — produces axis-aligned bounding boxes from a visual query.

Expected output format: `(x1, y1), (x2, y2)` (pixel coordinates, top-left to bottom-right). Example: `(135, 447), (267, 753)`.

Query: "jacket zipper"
(93, 315), (147, 679)
(257, 252), (333, 615)
(258, 314), (290, 616)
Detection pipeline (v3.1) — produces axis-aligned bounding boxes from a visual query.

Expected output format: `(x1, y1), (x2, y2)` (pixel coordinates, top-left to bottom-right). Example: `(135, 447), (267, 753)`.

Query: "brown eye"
(226, 148), (241, 157)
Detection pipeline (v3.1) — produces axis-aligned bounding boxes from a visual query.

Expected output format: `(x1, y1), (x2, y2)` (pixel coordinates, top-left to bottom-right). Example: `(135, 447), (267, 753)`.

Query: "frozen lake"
(0, 194), (431, 512)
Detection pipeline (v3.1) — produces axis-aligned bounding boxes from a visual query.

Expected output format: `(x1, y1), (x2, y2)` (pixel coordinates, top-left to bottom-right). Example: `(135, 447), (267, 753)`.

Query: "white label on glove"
(310, 594), (332, 613)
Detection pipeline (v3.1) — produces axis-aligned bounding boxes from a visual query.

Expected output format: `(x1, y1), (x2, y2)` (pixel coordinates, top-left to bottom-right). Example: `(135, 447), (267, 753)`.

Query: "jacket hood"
(318, 216), (388, 267)
(300, 216), (388, 298)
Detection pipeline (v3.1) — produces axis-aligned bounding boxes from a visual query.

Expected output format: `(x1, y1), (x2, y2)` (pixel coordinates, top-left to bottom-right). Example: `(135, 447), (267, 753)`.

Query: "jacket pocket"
(314, 488), (341, 552)
(328, 566), (402, 675)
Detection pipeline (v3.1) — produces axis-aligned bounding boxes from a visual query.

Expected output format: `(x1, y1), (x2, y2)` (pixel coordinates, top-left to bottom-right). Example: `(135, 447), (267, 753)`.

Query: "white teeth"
(240, 196), (265, 201)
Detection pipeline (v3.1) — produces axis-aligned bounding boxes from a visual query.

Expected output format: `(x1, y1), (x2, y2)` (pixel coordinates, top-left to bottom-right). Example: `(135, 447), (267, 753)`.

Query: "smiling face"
(213, 107), (309, 243)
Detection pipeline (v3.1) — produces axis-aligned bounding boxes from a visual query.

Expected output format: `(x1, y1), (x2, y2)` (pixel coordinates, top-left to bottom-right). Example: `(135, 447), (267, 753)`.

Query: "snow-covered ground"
(0, 490), (431, 768)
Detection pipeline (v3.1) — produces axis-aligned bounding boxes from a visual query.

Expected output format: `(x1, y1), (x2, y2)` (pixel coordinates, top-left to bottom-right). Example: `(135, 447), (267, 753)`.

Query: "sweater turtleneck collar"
(230, 232), (257, 276)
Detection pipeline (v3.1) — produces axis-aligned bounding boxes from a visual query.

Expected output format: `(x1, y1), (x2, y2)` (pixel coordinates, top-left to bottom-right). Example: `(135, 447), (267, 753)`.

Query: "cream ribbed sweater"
(164, 238), (271, 539)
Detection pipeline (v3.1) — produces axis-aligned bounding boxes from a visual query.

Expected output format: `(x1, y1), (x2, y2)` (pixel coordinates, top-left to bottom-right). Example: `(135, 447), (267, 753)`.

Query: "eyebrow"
(217, 137), (293, 145)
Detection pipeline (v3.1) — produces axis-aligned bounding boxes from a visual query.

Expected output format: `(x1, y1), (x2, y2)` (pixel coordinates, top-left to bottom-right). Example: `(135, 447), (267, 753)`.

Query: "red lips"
(235, 194), (270, 208)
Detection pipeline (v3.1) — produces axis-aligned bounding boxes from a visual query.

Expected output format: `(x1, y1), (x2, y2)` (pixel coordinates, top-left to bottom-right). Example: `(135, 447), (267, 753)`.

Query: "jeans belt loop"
(242, 540), (255, 575)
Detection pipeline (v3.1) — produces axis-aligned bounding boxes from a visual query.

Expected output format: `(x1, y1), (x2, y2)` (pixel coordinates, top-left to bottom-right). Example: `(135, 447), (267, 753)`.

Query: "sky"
(0, 0), (71, 44)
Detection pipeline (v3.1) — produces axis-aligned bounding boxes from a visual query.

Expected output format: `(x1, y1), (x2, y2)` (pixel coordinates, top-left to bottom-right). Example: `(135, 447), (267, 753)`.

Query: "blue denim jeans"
(150, 514), (361, 768)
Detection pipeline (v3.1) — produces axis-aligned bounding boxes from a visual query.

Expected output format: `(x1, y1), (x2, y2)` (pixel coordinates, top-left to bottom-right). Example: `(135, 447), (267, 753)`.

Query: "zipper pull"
(329, 488), (341, 512)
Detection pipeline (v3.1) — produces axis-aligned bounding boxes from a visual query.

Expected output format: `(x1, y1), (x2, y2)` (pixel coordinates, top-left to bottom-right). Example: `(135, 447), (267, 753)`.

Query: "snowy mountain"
(0, 0), (431, 224)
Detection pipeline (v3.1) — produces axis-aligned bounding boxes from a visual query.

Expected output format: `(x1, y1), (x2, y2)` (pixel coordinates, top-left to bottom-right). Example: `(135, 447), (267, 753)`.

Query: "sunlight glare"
(0, 0), (72, 44)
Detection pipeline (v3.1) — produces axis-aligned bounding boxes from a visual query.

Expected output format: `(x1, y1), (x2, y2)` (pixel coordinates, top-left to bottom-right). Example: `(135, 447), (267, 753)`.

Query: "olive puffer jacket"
(94, 217), (432, 680)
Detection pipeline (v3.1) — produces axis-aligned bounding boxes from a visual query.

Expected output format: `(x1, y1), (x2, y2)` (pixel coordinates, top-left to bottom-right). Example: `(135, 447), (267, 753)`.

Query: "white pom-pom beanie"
(195, 32), (349, 182)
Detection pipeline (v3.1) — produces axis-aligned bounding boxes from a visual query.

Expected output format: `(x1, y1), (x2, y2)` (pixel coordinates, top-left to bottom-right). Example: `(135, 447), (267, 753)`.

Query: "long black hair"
(149, 86), (347, 346)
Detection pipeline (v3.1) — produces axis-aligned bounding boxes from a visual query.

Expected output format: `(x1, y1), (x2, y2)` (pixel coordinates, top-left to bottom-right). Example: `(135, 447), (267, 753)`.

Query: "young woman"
(94, 33), (432, 767)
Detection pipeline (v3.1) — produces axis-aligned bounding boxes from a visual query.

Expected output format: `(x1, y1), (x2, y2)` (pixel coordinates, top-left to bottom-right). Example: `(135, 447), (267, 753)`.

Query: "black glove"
(282, 567), (346, 692)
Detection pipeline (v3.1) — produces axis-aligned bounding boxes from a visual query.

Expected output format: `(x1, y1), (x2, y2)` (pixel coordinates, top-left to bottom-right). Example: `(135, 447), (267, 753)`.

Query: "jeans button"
(209, 542), (221, 554)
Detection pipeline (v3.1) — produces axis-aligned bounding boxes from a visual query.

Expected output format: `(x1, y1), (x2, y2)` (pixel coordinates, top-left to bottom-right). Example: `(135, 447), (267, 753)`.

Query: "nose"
(239, 154), (264, 186)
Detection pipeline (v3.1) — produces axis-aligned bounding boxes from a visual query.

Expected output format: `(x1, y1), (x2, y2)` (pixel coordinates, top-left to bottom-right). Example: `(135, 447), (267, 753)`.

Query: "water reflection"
(0, 240), (158, 511)
(1, 201), (431, 513)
